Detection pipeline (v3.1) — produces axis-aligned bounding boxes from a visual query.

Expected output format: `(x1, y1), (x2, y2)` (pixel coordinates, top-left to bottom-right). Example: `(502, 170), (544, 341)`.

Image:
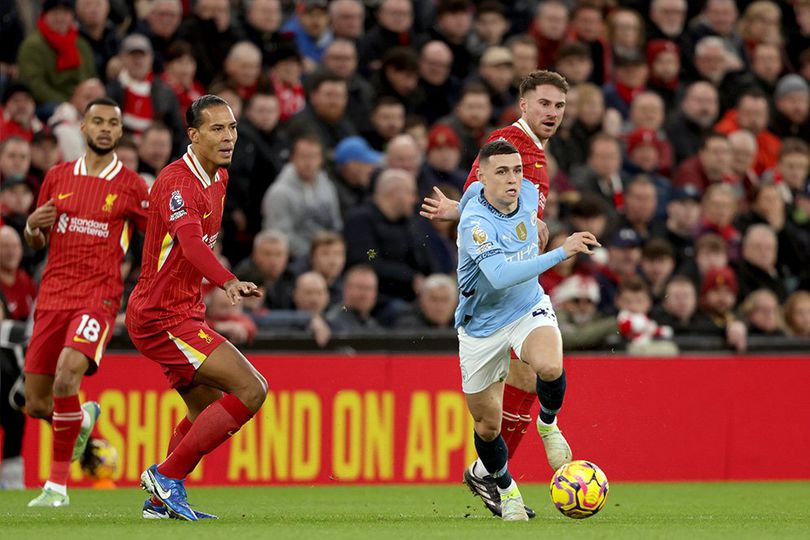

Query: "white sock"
(497, 479), (517, 495)
(472, 459), (490, 479)
(81, 408), (92, 430)
(537, 415), (557, 427)
(44, 481), (67, 496)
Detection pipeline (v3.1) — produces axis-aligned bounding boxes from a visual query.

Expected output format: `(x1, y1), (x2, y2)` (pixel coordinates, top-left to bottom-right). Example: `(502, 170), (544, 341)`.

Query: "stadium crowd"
(2, 0), (810, 352)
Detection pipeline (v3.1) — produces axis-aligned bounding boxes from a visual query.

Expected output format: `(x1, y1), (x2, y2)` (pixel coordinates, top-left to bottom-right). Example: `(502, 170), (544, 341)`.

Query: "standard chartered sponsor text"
(68, 217), (110, 238)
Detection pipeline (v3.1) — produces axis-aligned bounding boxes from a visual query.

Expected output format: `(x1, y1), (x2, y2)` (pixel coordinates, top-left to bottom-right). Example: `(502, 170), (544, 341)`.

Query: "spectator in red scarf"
(269, 44), (306, 123)
(0, 83), (42, 143)
(160, 41), (204, 122)
(603, 51), (648, 119)
(107, 33), (185, 155)
(697, 183), (742, 261)
(16, 0), (97, 106)
(529, 0), (570, 70)
(646, 39), (680, 112)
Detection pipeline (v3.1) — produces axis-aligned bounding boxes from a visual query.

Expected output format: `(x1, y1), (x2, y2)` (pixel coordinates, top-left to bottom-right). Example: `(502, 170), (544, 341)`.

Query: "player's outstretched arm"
(24, 199), (57, 250)
(173, 222), (262, 305)
(477, 232), (599, 290)
(420, 186), (460, 221)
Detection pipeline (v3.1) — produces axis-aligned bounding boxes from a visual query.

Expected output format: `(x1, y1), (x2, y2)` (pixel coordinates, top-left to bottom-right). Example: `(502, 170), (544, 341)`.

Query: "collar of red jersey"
(182, 145), (220, 188)
(73, 153), (123, 180)
(512, 118), (544, 151)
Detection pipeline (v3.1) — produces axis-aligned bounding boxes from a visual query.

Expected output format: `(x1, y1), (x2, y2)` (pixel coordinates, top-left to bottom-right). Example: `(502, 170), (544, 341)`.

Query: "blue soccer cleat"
(140, 464), (197, 521)
(142, 498), (218, 520)
(142, 498), (170, 519)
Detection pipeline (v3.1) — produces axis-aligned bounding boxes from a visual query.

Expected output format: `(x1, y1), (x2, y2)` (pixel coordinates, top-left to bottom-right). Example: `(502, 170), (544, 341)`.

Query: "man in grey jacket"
(262, 134), (343, 260)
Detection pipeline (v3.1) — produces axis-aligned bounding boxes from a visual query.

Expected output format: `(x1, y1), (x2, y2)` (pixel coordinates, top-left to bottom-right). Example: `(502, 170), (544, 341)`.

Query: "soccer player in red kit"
(24, 98), (149, 507)
(126, 95), (267, 521)
(421, 71), (570, 518)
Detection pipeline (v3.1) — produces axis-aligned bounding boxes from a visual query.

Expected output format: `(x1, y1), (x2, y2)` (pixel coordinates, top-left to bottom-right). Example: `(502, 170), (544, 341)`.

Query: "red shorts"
(128, 319), (226, 389)
(25, 308), (115, 376)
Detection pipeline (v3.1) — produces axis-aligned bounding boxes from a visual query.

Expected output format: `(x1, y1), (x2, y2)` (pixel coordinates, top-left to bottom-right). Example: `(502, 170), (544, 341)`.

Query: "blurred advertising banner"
(21, 354), (810, 486)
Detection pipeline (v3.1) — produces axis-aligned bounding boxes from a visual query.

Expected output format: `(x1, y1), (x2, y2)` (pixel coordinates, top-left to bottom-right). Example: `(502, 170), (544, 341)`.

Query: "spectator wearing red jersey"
(673, 132), (733, 195)
(714, 89), (781, 175)
(0, 225), (36, 321)
(0, 83), (42, 143)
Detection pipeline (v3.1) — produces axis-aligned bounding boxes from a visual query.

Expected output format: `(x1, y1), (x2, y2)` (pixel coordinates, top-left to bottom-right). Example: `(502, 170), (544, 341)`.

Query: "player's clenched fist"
(27, 199), (58, 230)
(224, 279), (263, 305)
(562, 231), (600, 257)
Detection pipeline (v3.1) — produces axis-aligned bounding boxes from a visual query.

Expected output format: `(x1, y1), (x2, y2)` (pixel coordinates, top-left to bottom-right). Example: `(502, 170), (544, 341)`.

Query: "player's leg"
(156, 340), (266, 479)
(24, 373), (54, 420)
(141, 337), (266, 520)
(465, 383), (528, 521)
(143, 384), (223, 520)
(27, 347), (91, 507)
(500, 359), (537, 459)
(459, 327), (528, 521)
(517, 323), (572, 471)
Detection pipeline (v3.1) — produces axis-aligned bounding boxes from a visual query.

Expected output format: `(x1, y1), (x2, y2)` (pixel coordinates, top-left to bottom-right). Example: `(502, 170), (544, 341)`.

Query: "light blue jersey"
(455, 180), (566, 337)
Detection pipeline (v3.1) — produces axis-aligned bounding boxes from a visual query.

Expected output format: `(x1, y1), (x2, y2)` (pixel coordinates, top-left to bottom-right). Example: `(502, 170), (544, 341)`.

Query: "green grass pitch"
(2, 482), (809, 540)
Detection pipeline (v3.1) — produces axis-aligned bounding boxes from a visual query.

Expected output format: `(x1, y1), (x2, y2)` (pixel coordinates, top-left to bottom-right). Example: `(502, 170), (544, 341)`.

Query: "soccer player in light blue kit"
(456, 139), (599, 521)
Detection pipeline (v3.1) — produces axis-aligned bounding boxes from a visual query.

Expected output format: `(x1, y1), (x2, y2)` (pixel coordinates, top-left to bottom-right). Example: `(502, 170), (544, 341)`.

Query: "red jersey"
(0, 269), (37, 320)
(463, 118), (551, 218)
(127, 147), (228, 332)
(35, 154), (149, 317)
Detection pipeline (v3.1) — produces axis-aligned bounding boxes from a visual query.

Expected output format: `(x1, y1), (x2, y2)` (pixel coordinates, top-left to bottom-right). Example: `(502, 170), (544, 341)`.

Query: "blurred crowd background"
(2, 0), (810, 352)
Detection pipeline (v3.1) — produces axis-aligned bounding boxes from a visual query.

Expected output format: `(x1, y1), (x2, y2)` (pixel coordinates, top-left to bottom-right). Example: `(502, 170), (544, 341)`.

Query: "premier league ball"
(549, 460), (609, 519)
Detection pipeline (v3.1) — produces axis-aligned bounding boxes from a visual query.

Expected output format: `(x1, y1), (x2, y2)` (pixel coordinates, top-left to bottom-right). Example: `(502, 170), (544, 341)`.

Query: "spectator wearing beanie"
(646, 39), (681, 112)
(423, 124), (467, 193)
(771, 74), (810, 140)
(17, 0), (97, 106)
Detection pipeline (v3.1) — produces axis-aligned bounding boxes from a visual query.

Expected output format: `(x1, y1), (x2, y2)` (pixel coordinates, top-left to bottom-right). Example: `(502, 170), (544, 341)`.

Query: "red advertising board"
(21, 353), (810, 487)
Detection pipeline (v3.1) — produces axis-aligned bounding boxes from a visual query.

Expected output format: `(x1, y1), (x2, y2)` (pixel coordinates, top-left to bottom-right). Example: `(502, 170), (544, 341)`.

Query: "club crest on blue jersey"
(169, 190), (184, 212)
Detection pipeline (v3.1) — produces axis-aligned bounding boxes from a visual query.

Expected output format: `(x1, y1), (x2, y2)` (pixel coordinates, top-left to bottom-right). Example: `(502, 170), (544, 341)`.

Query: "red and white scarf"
(119, 70), (153, 135)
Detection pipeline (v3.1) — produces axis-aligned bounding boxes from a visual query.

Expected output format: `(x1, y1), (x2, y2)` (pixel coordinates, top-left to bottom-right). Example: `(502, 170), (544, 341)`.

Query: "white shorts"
(458, 295), (559, 394)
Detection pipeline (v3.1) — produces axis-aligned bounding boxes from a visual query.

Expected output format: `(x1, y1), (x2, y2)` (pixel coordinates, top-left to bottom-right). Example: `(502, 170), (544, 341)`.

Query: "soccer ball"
(549, 460), (609, 519)
(80, 438), (119, 481)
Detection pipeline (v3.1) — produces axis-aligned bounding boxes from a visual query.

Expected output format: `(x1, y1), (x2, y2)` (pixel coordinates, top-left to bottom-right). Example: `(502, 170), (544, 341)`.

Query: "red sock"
(49, 395), (83, 486)
(501, 384), (535, 459)
(151, 417), (193, 505)
(157, 394), (252, 480)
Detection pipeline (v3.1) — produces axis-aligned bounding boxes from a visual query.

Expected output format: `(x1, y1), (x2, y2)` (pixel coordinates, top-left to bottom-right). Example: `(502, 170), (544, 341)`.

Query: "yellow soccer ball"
(549, 460), (609, 519)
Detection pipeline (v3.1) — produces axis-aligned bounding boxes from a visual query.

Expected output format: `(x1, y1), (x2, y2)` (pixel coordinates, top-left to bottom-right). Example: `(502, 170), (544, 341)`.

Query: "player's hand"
(27, 199), (57, 230)
(420, 186), (460, 221)
(562, 231), (600, 258)
(537, 220), (549, 251)
(224, 279), (263, 305)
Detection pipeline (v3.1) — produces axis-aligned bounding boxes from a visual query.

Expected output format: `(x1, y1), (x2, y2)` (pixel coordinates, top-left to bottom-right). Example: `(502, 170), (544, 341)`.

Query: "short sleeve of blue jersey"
(459, 214), (503, 265)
